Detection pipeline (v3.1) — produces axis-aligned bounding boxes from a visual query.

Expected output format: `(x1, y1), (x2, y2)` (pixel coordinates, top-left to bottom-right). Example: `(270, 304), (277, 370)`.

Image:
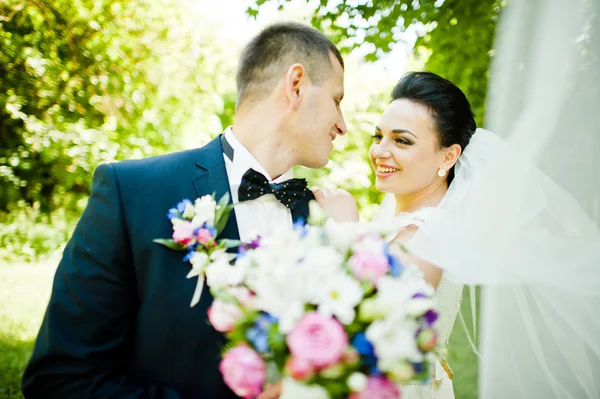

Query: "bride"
(317, 0), (600, 397)
(316, 70), (478, 398)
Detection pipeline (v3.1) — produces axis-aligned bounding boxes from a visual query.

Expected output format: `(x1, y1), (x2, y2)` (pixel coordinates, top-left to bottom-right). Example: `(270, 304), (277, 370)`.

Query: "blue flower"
(246, 313), (278, 353)
(385, 247), (404, 277)
(256, 313), (278, 329)
(176, 199), (193, 213)
(182, 247), (196, 262)
(246, 326), (270, 353)
(167, 207), (179, 220)
(293, 218), (308, 237)
(352, 332), (375, 357)
(370, 365), (383, 375)
(412, 362), (425, 374)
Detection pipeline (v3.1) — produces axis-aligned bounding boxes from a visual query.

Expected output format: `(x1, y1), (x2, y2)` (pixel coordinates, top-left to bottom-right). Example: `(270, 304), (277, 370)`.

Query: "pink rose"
(348, 375), (401, 399)
(219, 345), (266, 399)
(208, 299), (243, 333)
(195, 227), (214, 246)
(285, 356), (315, 381)
(286, 312), (348, 369)
(349, 251), (389, 284)
(172, 221), (196, 246)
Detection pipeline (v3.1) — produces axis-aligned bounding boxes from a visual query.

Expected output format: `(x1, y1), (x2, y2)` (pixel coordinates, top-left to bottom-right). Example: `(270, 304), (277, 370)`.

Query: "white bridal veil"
(381, 0), (600, 397)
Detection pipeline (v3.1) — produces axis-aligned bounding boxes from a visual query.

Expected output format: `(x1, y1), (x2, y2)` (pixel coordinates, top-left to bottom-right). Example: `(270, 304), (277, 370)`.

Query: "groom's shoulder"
(103, 138), (219, 178)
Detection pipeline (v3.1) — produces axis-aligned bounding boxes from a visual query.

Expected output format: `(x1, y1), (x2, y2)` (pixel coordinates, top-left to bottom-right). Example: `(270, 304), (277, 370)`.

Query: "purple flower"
(238, 236), (262, 256)
(424, 309), (439, 326)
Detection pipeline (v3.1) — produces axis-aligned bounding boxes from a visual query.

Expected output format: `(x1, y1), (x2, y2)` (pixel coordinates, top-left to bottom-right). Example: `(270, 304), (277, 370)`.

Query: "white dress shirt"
(222, 127), (294, 242)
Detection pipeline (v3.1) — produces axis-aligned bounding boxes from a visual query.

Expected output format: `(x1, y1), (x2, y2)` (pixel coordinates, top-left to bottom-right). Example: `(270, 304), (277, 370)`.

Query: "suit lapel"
(192, 135), (240, 241)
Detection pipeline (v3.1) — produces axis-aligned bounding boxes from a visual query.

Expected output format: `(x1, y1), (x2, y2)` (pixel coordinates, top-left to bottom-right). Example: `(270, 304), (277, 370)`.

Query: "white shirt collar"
(223, 127), (293, 187)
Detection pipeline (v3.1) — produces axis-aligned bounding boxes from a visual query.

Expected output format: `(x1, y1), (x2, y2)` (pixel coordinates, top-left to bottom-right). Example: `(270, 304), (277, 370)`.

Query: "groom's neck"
(232, 108), (294, 180)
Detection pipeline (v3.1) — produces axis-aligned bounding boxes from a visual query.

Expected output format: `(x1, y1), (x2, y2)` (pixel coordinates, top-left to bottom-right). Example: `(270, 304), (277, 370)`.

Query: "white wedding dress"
(373, 207), (462, 399)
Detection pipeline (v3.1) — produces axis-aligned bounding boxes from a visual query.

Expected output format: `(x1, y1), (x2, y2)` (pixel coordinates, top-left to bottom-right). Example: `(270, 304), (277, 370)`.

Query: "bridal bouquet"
(205, 209), (440, 399)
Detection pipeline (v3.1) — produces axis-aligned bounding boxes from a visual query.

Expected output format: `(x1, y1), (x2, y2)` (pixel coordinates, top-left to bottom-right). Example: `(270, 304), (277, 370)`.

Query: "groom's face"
(291, 52), (347, 168)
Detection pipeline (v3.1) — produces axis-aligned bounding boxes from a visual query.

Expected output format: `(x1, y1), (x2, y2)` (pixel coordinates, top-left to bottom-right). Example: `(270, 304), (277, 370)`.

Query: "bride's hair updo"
(391, 72), (477, 182)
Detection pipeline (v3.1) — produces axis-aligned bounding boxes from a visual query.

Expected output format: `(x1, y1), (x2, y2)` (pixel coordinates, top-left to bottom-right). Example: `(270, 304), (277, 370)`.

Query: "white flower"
(187, 252), (209, 275)
(182, 202), (195, 219)
(405, 297), (437, 317)
(242, 245), (308, 333)
(205, 251), (241, 289)
(352, 233), (386, 256)
(302, 245), (344, 303)
(280, 377), (331, 399)
(185, 251), (210, 308)
(317, 272), (363, 325)
(366, 316), (424, 369)
(347, 372), (368, 392)
(191, 195), (216, 227)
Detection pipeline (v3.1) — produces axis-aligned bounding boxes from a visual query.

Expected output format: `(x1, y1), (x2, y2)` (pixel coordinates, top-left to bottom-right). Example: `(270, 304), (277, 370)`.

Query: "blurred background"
(0, 0), (500, 397)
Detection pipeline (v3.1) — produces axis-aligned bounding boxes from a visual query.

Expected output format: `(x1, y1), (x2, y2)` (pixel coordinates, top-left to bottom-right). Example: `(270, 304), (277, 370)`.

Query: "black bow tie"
(238, 169), (308, 210)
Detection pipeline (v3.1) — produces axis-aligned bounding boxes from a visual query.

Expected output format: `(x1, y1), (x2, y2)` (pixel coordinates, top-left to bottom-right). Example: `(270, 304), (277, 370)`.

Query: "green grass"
(0, 261), (479, 399)
(447, 287), (480, 399)
(0, 258), (57, 399)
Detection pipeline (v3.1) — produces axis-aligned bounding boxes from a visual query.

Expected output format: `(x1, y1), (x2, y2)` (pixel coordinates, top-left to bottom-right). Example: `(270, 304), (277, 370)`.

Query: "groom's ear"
(441, 143), (462, 170)
(284, 63), (307, 110)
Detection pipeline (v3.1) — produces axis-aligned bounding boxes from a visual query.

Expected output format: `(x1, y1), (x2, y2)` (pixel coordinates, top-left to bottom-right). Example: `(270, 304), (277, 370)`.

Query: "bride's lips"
(375, 163), (400, 179)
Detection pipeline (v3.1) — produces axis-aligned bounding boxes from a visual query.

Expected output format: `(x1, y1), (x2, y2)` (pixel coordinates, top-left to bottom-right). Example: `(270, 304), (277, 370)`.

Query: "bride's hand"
(391, 226), (443, 289)
(312, 188), (359, 222)
(257, 382), (282, 399)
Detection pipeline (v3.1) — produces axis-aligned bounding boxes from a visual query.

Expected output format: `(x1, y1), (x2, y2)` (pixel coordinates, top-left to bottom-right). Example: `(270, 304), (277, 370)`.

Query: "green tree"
(0, 0), (236, 213)
(248, 0), (502, 126)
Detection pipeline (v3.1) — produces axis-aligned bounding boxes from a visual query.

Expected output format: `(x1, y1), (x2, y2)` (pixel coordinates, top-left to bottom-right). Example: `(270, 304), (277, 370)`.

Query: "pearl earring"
(437, 168), (446, 177)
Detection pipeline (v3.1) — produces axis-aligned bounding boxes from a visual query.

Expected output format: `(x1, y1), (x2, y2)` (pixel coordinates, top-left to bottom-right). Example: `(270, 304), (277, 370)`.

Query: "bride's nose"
(372, 142), (391, 159)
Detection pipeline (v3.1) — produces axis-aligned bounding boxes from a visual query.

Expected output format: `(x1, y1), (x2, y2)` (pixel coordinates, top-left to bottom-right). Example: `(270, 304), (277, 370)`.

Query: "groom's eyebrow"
(375, 126), (417, 138)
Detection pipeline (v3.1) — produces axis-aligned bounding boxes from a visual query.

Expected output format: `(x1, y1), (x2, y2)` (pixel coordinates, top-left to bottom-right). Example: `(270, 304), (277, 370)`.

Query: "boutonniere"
(154, 193), (240, 307)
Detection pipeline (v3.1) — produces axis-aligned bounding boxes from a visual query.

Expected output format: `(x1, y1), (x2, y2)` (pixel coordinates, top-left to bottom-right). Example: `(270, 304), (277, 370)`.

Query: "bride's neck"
(394, 181), (448, 215)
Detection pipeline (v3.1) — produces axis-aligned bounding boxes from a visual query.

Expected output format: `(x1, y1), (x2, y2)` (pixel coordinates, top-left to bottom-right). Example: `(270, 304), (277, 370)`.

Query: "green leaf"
(215, 206), (234, 235)
(219, 239), (242, 249)
(152, 238), (185, 251)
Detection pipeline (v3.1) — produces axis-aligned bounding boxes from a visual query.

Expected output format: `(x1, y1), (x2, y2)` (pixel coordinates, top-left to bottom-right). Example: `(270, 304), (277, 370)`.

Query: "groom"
(22, 22), (346, 399)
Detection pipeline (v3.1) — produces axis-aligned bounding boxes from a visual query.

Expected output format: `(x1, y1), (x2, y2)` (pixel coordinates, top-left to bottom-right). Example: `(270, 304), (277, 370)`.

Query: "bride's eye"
(371, 133), (383, 142)
(396, 137), (412, 145)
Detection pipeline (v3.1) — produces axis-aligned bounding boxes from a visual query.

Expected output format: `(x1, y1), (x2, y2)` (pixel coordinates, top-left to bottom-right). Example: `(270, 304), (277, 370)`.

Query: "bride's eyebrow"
(375, 126), (417, 138)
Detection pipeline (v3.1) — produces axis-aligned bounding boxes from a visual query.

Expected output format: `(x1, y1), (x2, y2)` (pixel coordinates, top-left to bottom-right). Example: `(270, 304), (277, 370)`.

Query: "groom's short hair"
(236, 22), (344, 109)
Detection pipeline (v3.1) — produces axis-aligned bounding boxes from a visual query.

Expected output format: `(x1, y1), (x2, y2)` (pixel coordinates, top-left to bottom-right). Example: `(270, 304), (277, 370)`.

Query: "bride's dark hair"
(391, 72), (477, 183)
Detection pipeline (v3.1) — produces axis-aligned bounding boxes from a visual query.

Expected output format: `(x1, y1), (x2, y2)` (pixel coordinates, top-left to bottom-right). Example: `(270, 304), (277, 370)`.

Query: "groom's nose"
(335, 114), (347, 136)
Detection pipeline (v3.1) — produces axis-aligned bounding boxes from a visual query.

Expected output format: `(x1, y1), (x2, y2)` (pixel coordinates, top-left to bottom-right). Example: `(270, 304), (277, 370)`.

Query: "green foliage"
(248, 0), (502, 126)
(0, 201), (78, 263)
(0, 0), (236, 214)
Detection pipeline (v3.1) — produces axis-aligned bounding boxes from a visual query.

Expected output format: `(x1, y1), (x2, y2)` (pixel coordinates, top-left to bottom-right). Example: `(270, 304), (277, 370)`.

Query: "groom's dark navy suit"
(22, 136), (313, 398)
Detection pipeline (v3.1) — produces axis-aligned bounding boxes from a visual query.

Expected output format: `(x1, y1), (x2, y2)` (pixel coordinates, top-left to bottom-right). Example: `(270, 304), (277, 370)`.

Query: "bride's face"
(370, 99), (447, 195)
